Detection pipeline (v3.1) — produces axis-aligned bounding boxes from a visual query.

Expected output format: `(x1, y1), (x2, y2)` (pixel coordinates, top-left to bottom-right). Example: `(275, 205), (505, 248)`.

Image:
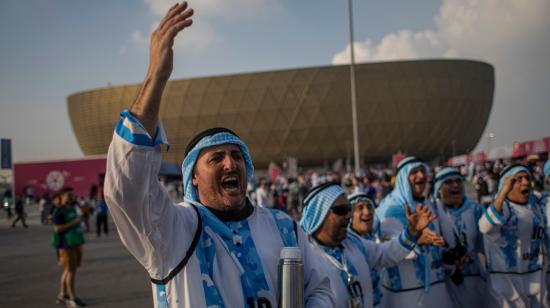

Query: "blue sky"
(1, 0), (549, 162)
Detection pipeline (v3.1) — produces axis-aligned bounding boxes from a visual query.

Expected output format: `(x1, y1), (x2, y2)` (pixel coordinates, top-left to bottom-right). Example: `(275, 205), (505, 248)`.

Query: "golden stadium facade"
(68, 60), (494, 168)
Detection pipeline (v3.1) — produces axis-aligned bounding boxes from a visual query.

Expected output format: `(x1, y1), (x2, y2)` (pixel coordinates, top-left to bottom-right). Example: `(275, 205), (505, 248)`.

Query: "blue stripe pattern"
(115, 110), (169, 148)
(300, 185), (346, 235)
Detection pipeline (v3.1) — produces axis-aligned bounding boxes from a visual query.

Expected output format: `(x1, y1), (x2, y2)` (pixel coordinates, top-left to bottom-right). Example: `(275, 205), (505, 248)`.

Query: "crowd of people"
(99, 3), (550, 307)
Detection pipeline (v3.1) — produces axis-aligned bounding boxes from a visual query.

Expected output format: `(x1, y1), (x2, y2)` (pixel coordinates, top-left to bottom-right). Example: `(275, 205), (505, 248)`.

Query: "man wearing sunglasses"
(300, 183), (436, 308)
(433, 168), (486, 308)
(375, 156), (450, 307)
(479, 164), (548, 307)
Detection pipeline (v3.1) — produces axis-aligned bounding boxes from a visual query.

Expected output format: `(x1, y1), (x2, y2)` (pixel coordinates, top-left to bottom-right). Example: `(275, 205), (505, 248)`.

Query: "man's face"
(507, 172), (531, 204)
(317, 195), (352, 245)
(351, 200), (374, 236)
(408, 166), (427, 198)
(439, 177), (464, 207)
(192, 144), (247, 210)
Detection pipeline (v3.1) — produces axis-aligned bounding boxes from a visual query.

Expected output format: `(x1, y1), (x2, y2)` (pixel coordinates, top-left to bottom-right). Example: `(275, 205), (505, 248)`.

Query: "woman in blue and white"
(375, 157), (451, 308)
(348, 193), (383, 307)
(433, 167), (486, 307)
(300, 183), (437, 308)
(479, 164), (548, 307)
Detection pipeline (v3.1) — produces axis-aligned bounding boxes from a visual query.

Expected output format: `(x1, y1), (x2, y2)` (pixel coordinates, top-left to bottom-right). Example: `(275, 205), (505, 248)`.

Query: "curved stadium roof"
(68, 59), (494, 168)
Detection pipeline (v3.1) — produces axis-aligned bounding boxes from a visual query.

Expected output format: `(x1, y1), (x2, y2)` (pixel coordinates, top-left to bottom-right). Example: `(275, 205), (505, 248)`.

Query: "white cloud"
(332, 30), (443, 64)
(332, 0), (550, 64)
(144, 0), (277, 19)
(133, 0), (278, 50)
(332, 0), (550, 149)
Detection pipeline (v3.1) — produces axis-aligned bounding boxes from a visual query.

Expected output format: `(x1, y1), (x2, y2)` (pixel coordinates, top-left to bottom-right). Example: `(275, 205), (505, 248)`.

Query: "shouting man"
(104, 2), (333, 307)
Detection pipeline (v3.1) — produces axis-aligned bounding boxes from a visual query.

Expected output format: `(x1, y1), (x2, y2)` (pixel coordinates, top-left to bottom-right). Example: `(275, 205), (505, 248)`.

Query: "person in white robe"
(300, 183), (437, 307)
(104, 3), (334, 307)
(433, 167), (487, 307)
(479, 164), (548, 307)
(376, 157), (451, 308)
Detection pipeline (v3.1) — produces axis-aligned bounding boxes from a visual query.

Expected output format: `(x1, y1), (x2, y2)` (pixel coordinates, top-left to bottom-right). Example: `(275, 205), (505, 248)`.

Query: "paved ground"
(0, 206), (152, 308)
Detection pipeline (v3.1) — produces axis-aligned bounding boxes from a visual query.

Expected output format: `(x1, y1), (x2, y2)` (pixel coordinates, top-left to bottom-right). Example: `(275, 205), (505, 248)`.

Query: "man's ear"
(192, 172), (198, 186)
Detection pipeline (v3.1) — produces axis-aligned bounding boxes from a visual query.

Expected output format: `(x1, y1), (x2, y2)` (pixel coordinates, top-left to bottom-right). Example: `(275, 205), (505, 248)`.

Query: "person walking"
(11, 198), (28, 228)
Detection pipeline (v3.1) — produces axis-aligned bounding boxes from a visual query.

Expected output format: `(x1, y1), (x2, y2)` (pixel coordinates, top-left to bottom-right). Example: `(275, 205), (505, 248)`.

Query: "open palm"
(405, 204), (437, 233)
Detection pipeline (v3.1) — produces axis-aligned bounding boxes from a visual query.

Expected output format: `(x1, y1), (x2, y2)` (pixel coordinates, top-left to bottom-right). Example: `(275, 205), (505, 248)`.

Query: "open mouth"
(221, 176), (240, 192)
(360, 218), (372, 225)
(520, 188), (530, 195)
(450, 190), (462, 196)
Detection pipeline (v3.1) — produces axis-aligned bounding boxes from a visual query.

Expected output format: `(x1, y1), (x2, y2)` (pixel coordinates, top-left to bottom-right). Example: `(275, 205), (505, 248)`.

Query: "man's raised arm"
(130, 1), (193, 135)
(104, 2), (195, 279)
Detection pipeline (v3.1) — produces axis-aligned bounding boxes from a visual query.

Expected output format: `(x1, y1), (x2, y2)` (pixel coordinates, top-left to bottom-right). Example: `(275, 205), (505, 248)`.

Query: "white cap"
(280, 247), (301, 260)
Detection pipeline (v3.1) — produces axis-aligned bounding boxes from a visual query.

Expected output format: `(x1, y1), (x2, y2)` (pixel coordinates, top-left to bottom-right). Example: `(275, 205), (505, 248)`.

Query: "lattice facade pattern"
(68, 60), (494, 167)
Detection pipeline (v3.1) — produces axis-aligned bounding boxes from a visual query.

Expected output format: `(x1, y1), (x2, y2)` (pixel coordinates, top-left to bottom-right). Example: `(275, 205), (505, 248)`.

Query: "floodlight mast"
(348, 0), (361, 176)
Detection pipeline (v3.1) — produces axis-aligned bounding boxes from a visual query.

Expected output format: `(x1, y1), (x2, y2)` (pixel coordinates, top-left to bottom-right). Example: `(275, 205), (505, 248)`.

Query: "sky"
(1, 0), (549, 163)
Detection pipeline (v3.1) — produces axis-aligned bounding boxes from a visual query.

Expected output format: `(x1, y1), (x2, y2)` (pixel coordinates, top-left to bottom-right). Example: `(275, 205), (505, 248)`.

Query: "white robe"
(104, 127), (334, 307)
(435, 199), (488, 308)
(479, 199), (548, 308)
(314, 231), (416, 308)
(376, 197), (452, 308)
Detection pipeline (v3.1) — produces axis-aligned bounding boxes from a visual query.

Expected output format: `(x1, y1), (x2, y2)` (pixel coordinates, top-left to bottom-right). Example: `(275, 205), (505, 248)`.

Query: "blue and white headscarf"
(544, 160), (550, 180)
(181, 130), (267, 306)
(382, 156), (428, 211)
(433, 167), (463, 198)
(498, 164), (531, 192)
(348, 192), (376, 209)
(348, 192), (379, 234)
(300, 184), (346, 235)
(182, 132), (254, 203)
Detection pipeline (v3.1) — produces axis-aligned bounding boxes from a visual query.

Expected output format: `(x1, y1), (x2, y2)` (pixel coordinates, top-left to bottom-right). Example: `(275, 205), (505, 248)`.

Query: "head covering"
(348, 192), (376, 209)
(300, 183), (346, 235)
(544, 160), (550, 180)
(181, 128), (254, 203)
(348, 192), (379, 234)
(497, 164), (531, 192)
(391, 156), (429, 210)
(434, 167), (463, 198)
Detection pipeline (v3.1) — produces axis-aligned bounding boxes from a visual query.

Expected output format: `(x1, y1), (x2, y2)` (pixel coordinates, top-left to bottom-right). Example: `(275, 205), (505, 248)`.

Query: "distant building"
(68, 60), (494, 167)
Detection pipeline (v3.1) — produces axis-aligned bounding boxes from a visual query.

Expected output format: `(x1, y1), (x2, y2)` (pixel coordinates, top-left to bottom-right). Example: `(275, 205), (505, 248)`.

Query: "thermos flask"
(278, 247), (304, 308)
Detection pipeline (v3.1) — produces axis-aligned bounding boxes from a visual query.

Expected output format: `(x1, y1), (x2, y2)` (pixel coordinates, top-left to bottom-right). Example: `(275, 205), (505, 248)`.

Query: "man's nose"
(222, 155), (237, 171)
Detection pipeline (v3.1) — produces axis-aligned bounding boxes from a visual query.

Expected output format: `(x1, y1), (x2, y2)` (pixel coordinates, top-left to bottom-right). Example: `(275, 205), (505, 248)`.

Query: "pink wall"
(14, 157), (106, 199)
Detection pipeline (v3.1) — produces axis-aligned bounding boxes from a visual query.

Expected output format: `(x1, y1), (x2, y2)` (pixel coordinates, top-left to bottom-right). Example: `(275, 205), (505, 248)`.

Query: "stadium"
(68, 59), (494, 168)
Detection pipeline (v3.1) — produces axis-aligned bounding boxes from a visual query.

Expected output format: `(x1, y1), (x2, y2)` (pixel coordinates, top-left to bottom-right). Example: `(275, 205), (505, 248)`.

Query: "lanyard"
(311, 240), (356, 288)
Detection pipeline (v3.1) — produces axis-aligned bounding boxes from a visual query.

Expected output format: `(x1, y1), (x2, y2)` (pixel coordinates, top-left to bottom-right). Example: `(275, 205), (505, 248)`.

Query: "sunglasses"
(330, 204), (352, 216)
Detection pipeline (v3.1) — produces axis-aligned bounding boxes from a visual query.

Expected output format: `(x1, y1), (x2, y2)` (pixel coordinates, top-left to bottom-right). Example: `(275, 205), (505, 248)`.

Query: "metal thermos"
(278, 247), (304, 308)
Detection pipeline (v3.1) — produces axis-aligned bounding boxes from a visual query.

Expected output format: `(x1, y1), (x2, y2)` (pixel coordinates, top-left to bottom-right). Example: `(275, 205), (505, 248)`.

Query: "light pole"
(347, 0), (361, 176)
(487, 132), (495, 160)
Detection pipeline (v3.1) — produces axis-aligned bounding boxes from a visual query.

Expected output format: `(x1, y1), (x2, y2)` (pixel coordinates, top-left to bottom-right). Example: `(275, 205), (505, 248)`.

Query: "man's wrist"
(407, 225), (421, 239)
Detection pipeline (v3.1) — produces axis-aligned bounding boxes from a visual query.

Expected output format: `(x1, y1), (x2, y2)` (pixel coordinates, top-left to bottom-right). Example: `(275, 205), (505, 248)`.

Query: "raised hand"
(148, 2), (194, 81)
(130, 2), (194, 135)
(405, 204), (438, 239)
